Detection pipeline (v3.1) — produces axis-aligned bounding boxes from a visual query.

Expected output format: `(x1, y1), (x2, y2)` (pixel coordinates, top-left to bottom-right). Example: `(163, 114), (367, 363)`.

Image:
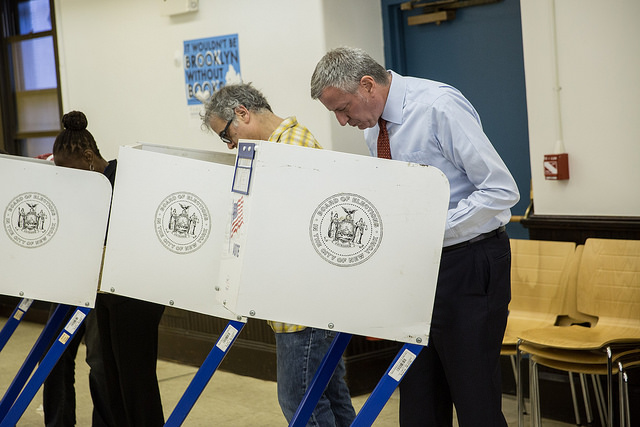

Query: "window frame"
(0, 0), (63, 155)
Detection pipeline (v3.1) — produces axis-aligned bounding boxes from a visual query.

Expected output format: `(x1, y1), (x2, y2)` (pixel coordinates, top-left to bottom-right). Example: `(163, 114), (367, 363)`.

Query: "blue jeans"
(275, 328), (356, 427)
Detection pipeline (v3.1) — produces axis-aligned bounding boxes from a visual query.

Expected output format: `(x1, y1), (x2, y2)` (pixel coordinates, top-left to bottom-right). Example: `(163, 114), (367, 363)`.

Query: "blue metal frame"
(0, 299), (33, 353)
(288, 332), (424, 426)
(289, 332), (352, 427)
(0, 306), (90, 426)
(0, 303), (72, 418)
(164, 319), (246, 427)
(351, 343), (423, 426)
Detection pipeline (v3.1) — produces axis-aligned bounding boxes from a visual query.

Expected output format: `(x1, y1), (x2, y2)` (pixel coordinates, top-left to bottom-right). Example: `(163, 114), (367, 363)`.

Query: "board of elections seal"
(310, 193), (383, 267)
(155, 192), (210, 254)
(4, 192), (59, 249)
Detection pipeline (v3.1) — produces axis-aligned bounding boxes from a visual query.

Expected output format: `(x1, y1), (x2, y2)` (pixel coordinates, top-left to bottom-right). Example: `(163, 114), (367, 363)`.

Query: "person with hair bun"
(43, 111), (113, 427)
(52, 111), (166, 427)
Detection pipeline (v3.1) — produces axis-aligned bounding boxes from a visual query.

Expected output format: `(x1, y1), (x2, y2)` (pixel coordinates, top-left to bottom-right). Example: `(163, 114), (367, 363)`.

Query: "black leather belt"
(443, 225), (506, 253)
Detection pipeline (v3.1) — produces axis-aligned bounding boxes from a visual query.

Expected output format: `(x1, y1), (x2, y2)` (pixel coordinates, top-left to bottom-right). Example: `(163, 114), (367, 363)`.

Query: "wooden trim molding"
(521, 214), (640, 244)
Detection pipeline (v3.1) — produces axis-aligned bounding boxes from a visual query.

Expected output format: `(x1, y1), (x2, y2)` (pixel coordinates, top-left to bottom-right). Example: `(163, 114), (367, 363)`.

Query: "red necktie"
(377, 117), (391, 159)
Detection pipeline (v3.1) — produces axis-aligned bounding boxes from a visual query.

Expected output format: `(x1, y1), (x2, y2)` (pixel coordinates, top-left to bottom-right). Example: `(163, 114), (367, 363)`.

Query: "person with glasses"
(203, 83), (321, 151)
(202, 83), (355, 427)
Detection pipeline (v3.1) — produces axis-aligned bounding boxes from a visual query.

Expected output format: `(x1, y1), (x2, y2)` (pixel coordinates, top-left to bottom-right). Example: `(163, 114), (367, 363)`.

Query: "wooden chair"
(517, 238), (640, 427)
(527, 349), (640, 427)
(502, 239), (578, 414)
(504, 239), (578, 347)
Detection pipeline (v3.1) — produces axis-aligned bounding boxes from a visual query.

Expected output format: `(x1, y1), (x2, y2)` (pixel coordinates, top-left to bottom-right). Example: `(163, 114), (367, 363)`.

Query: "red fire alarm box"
(543, 153), (569, 180)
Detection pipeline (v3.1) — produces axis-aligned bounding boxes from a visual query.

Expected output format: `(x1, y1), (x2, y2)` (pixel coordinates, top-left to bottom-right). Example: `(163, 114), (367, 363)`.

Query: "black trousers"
(96, 293), (165, 427)
(399, 231), (511, 427)
(42, 305), (113, 427)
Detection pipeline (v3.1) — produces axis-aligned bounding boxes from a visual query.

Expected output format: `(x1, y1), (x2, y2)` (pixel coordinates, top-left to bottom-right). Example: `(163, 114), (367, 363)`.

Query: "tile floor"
(1, 318), (573, 426)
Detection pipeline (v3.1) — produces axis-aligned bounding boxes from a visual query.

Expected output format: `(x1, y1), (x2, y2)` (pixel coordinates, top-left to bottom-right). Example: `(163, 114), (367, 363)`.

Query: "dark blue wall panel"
(381, 0), (530, 238)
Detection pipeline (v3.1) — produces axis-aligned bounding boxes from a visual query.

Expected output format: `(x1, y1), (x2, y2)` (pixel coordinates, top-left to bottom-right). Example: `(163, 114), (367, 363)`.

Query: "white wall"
(321, 0), (384, 156)
(54, 0), (384, 160)
(520, 0), (640, 216)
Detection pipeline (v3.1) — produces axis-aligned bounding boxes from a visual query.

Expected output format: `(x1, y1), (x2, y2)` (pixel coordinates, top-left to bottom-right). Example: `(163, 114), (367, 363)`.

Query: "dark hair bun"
(61, 111), (88, 131)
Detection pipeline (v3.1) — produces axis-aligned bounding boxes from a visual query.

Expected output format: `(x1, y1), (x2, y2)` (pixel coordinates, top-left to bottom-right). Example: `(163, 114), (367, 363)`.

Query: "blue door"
(381, 0), (530, 239)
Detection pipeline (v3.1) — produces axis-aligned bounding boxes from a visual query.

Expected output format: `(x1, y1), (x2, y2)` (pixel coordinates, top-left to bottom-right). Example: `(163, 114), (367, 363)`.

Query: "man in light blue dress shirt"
(311, 47), (519, 427)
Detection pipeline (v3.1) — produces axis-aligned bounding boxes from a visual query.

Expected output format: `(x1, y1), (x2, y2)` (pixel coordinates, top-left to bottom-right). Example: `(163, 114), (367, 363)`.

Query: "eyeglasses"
(219, 118), (234, 144)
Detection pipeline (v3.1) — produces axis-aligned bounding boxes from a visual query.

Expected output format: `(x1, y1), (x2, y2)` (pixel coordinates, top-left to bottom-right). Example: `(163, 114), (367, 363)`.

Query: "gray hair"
(201, 83), (272, 131)
(310, 47), (389, 100)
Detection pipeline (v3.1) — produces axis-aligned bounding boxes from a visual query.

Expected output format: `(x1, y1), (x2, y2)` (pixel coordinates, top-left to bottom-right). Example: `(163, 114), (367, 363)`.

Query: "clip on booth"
(0, 154), (112, 426)
(1, 142), (450, 426)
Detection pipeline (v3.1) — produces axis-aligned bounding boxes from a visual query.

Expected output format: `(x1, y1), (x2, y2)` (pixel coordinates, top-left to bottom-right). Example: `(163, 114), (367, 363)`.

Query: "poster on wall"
(183, 33), (242, 122)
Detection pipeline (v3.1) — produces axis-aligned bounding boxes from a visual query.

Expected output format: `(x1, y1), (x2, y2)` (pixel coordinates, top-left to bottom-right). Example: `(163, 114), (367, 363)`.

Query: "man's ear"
(234, 105), (250, 123)
(360, 75), (375, 93)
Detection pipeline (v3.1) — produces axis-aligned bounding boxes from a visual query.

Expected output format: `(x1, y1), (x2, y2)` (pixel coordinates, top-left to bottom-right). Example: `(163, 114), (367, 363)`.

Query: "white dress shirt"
(364, 71), (520, 247)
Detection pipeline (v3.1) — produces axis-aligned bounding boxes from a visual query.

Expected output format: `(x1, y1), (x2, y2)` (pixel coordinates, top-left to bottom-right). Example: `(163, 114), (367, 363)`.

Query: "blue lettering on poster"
(183, 34), (241, 105)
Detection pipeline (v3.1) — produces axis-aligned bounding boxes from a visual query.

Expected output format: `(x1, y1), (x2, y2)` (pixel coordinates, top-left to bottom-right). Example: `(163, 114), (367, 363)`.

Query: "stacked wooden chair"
(516, 238), (640, 427)
(503, 239), (581, 418)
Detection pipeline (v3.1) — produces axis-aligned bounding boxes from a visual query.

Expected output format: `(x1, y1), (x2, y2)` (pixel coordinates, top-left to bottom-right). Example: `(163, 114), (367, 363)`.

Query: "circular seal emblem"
(155, 192), (211, 254)
(4, 192), (59, 249)
(310, 193), (383, 267)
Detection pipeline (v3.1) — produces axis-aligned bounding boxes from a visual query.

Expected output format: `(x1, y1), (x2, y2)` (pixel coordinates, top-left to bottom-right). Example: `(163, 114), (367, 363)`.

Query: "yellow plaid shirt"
(267, 116), (321, 333)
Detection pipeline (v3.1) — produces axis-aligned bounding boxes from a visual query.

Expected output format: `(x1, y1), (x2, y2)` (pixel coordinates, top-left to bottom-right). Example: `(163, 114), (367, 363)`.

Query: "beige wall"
(54, 0), (383, 160)
(521, 0), (640, 216)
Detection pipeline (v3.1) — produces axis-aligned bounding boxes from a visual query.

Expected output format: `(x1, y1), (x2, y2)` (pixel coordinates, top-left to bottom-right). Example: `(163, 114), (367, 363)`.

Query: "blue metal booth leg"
(0, 303), (72, 419)
(164, 320), (246, 427)
(351, 343), (423, 426)
(0, 306), (90, 426)
(289, 332), (353, 427)
(0, 299), (34, 354)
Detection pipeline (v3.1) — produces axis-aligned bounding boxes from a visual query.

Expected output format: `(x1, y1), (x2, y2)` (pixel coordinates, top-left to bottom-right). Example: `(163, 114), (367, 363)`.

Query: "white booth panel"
(218, 142), (449, 344)
(1, 154), (112, 307)
(100, 144), (242, 320)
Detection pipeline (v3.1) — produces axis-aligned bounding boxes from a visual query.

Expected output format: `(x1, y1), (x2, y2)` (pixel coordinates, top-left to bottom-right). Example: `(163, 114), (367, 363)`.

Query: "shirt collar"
(381, 70), (405, 125)
(269, 116), (297, 142)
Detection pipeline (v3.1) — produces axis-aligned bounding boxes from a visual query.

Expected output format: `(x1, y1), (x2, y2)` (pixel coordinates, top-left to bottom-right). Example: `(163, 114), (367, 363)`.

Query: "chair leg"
(618, 363), (625, 427)
(568, 372), (581, 426)
(606, 346), (613, 427)
(517, 340), (525, 427)
(619, 361), (632, 427)
(529, 357), (541, 427)
(511, 354), (527, 415)
(590, 374), (605, 427)
(579, 373), (594, 425)
(622, 370), (631, 427)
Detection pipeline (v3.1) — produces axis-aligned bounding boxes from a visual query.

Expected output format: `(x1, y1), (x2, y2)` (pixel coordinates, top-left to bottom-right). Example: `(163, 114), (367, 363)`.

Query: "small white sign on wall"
(0, 154), (112, 307)
(100, 144), (242, 321)
(217, 142), (450, 344)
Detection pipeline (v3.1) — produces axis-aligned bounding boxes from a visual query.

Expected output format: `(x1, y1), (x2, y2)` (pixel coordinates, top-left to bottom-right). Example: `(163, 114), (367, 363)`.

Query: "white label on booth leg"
(18, 299), (34, 311)
(64, 310), (86, 335)
(216, 324), (239, 352)
(388, 349), (417, 382)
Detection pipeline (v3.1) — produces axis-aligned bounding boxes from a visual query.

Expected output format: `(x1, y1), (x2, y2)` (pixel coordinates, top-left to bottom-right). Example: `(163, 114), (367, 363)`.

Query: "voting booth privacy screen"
(0, 154), (112, 307)
(218, 142), (450, 344)
(100, 144), (242, 320)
